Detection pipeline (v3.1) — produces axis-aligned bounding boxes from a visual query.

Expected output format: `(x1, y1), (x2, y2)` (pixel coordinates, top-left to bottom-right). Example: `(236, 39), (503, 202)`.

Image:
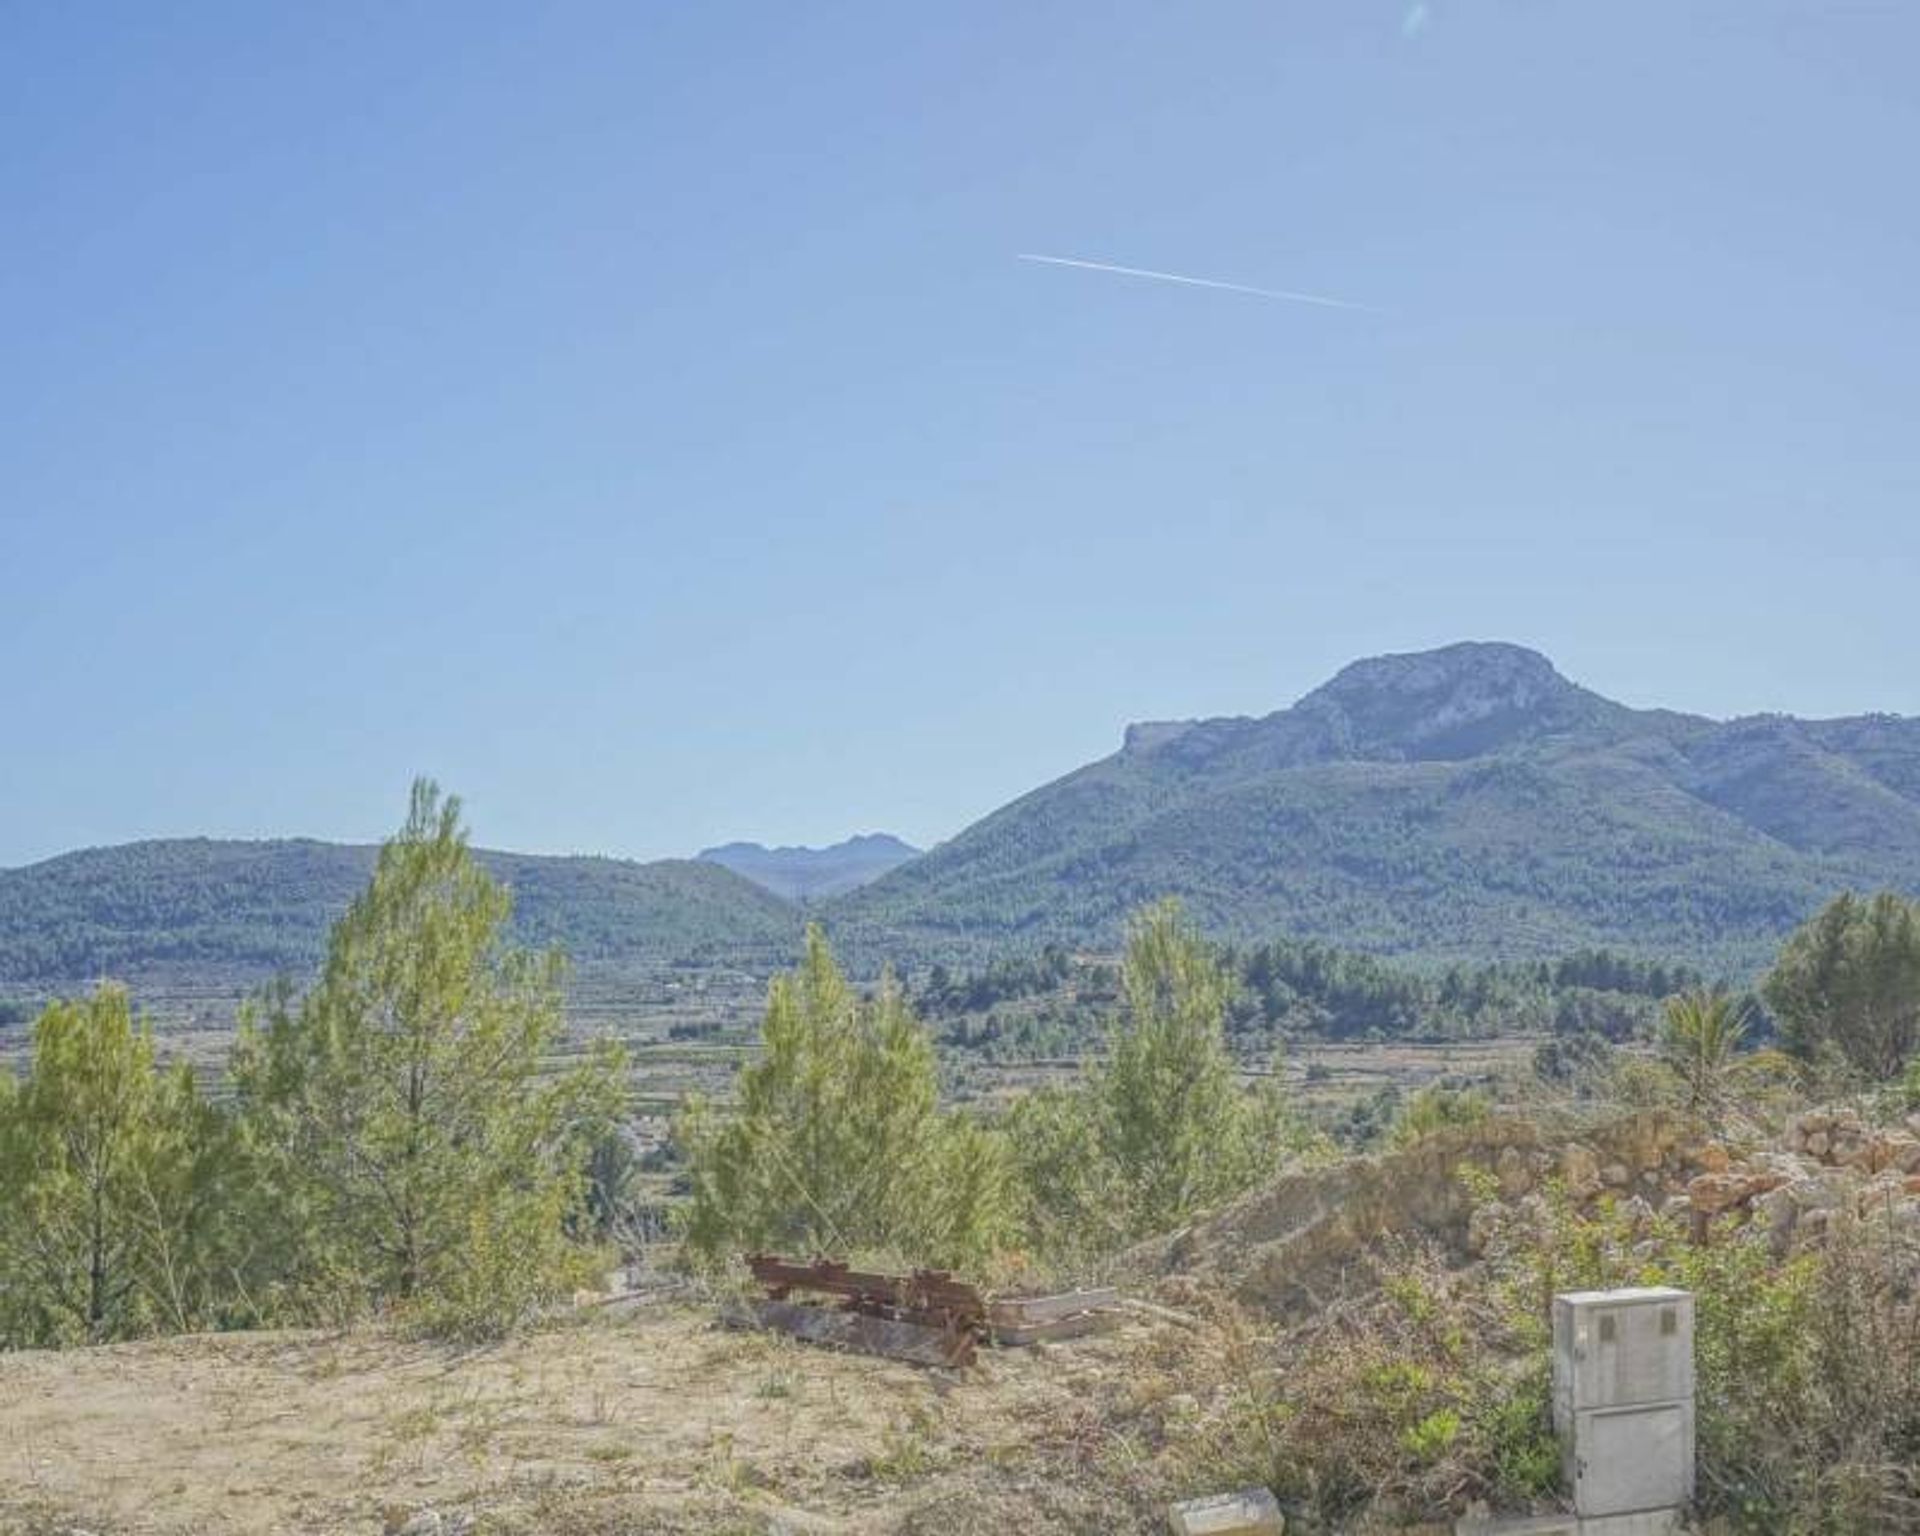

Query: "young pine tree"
(676, 925), (1012, 1270)
(1095, 900), (1291, 1237)
(0, 987), (220, 1345)
(231, 780), (625, 1336)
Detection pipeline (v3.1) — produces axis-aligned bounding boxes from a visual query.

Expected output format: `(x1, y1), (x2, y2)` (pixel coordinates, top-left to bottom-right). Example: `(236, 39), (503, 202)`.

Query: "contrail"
(1016, 252), (1375, 313)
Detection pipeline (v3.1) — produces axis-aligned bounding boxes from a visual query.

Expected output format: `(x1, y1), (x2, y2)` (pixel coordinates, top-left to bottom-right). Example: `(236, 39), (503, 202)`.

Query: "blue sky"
(3, 3), (1916, 868)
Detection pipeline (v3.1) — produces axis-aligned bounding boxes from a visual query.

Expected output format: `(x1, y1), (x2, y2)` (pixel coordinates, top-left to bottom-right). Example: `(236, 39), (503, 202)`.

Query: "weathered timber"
(988, 1287), (1119, 1329)
(722, 1298), (976, 1368)
(990, 1310), (1120, 1346)
(737, 1255), (1125, 1364)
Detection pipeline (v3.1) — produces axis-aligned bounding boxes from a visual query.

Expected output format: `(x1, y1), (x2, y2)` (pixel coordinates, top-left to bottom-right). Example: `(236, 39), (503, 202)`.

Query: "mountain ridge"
(830, 642), (1920, 972)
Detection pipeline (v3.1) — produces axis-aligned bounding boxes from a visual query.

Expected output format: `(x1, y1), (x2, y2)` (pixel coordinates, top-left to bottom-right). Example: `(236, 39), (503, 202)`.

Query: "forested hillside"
(0, 838), (802, 988)
(915, 939), (1704, 1059)
(833, 643), (1920, 973)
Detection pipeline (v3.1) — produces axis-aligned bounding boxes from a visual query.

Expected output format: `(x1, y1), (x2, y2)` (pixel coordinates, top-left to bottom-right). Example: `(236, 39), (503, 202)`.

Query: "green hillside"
(0, 838), (803, 988)
(830, 643), (1920, 974)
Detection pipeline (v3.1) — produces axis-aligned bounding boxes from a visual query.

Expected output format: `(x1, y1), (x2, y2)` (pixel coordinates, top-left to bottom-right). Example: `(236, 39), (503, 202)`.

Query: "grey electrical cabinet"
(1552, 1287), (1695, 1519)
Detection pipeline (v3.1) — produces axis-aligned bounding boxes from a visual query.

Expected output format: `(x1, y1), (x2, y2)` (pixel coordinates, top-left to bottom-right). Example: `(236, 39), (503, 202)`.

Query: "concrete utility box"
(1168, 1487), (1284, 1535)
(1553, 1288), (1694, 1417)
(1552, 1287), (1695, 1519)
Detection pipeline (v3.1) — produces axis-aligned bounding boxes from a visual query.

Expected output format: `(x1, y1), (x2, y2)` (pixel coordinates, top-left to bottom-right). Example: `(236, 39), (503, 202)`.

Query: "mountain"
(6, 644), (1918, 1000)
(830, 643), (1920, 974)
(698, 833), (921, 901)
(0, 838), (804, 992)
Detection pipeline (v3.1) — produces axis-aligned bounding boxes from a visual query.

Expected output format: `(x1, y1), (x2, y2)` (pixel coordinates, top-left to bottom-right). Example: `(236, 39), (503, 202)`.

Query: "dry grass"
(0, 1301), (1190, 1536)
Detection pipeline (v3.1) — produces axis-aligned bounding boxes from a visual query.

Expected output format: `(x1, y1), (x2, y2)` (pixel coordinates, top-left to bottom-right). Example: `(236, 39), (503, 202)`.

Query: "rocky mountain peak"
(1293, 642), (1611, 760)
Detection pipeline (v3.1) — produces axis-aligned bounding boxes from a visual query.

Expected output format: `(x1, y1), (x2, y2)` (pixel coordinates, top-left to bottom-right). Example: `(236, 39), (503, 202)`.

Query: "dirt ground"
(0, 1300), (1178, 1536)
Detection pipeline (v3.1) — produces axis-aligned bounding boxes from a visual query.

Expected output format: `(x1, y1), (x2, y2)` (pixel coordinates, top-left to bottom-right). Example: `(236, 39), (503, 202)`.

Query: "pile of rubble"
(1681, 1108), (1920, 1256)
(1447, 1107), (1920, 1266)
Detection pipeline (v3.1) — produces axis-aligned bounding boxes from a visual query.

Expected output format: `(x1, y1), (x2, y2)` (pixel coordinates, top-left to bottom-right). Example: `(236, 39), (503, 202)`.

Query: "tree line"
(914, 934), (1702, 1060)
(678, 900), (1306, 1275)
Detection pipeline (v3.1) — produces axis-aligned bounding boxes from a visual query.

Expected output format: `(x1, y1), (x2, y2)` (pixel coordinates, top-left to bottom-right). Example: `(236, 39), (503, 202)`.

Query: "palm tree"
(1659, 988), (1751, 1122)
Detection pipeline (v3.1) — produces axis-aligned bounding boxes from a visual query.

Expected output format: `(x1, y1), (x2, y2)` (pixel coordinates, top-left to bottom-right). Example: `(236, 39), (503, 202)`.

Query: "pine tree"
(1096, 900), (1280, 1234)
(232, 780), (624, 1335)
(0, 987), (213, 1345)
(677, 925), (1010, 1268)
(1765, 891), (1920, 1079)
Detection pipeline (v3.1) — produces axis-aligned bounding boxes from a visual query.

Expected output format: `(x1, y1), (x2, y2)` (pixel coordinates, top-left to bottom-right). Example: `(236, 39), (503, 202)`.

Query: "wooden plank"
(721, 1299), (976, 1368)
(987, 1287), (1120, 1328)
(990, 1310), (1118, 1346)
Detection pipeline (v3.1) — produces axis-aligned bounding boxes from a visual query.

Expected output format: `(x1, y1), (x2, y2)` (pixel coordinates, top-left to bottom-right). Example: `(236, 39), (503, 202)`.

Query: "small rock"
(1561, 1145), (1601, 1199)
(1688, 1173), (1743, 1216)
(1787, 1176), (1842, 1212)
(1168, 1486), (1285, 1535)
(1758, 1187), (1798, 1255)
(1496, 1146), (1533, 1199)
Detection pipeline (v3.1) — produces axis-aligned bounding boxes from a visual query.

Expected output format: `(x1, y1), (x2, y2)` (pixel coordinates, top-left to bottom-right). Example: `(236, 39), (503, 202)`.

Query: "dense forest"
(915, 939), (1708, 1059)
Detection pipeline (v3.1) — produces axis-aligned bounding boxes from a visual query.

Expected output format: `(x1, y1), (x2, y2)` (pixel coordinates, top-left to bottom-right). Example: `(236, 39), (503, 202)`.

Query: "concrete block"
(1168, 1486), (1284, 1535)
(1454, 1515), (1578, 1535)
(1577, 1511), (1682, 1536)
